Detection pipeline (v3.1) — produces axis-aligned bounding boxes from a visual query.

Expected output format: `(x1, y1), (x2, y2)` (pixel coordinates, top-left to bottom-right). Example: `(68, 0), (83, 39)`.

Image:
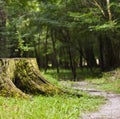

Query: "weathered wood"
(0, 58), (63, 98)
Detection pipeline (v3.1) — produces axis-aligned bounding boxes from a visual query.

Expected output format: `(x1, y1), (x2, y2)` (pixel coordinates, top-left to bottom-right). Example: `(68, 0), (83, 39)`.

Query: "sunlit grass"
(86, 69), (120, 94)
(0, 94), (104, 119)
(87, 77), (120, 93)
(42, 68), (120, 94)
(0, 69), (106, 119)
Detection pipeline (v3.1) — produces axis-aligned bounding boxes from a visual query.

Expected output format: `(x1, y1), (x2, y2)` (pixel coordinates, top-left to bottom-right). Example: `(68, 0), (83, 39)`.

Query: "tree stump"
(0, 58), (63, 98)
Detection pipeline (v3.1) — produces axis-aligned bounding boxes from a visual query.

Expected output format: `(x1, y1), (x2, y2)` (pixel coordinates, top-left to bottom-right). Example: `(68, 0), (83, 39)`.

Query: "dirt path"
(72, 81), (120, 119)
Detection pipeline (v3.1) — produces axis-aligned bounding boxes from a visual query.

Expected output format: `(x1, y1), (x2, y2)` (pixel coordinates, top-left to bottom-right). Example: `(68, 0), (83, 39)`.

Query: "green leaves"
(1, 0), (120, 70)
(89, 20), (118, 31)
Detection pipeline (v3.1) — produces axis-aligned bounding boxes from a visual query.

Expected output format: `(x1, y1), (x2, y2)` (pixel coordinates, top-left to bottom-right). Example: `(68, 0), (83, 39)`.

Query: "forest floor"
(43, 68), (120, 119)
(71, 81), (120, 119)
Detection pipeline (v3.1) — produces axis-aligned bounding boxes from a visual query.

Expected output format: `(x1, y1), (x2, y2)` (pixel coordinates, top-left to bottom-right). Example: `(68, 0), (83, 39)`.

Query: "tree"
(1, 0), (120, 82)
(0, 1), (82, 98)
(90, 0), (120, 70)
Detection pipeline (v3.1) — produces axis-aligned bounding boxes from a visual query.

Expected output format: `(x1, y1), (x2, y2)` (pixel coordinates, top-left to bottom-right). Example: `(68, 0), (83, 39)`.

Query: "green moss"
(0, 58), (64, 98)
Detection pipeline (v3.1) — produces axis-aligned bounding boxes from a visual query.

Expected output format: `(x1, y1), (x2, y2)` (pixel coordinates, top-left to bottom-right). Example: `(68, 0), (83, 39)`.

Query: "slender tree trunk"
(78, 43), (84, 70)
(65, 31), (77, 80)
(103, 35), (115, 70)
(51, 29), (59, 74)
(34, 33), (41, 69)
(106, 0), (112, 21)
(0, 8), (10, 58)
(59, 29), (77, 80)
(79, 52), (83, 70)
(44, 27), (49, 72)
(98, 36), (104, 71)
(85, 46), (97, 70)
(110, 33), (120, 67)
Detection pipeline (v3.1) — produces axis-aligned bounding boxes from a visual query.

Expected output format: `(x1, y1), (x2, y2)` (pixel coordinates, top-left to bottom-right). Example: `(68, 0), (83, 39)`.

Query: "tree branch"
(106, 0), (112, 21)
(93, 0), (106, 17)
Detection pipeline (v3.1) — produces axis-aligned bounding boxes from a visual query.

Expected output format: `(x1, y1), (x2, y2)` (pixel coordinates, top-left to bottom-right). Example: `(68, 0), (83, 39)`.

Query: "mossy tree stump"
(0, 58), (63, 98)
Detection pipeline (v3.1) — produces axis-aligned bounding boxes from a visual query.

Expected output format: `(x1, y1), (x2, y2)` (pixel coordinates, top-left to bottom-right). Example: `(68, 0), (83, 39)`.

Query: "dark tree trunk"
(44, 27), (49, 72)
(0, 8), (10, 58)
(108, 33), (120, 68)
(98, 37), (104, 71)
(51, 29), (59, 73)
(78, 46), (84, 70)
(65, 31), (77, 80)
(58, 29), (77, 80)
(79, 53), (83, 70)
(85, 47), (97, 70)
(103, 35), (115, 70)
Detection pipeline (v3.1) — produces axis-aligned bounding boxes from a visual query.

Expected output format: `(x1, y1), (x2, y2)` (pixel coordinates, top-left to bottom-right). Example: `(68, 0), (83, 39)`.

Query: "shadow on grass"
(42, 68), (102, 81)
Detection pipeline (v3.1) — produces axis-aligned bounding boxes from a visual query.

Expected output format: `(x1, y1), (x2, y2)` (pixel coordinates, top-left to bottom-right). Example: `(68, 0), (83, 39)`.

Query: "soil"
(72, 81), (120, 119)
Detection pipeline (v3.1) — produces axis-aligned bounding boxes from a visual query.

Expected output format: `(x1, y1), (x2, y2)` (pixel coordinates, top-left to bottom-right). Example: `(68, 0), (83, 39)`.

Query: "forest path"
(72, 81), (120, 119)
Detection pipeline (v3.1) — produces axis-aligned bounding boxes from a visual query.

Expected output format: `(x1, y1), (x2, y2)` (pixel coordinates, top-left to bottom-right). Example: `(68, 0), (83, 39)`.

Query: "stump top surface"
(0, 58), (36, 59)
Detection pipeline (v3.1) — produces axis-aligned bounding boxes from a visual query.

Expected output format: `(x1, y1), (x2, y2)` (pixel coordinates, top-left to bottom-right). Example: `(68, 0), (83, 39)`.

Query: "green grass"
(0, 94), (104, 119)
(84, 69), (120, 94)
(41, 68), (102, 81)
(87, 77), (120, 93)
(42, 68), (120, 94)
(0, 69), (105, 119)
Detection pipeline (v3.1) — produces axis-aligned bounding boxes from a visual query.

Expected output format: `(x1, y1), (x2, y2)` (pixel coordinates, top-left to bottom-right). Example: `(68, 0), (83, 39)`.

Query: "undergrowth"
(86, 69), (120, 93)
(42, 68), (120, 94)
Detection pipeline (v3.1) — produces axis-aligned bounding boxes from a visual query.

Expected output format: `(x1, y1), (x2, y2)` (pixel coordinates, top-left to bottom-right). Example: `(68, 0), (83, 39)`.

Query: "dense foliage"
(0, 0), (120, 79)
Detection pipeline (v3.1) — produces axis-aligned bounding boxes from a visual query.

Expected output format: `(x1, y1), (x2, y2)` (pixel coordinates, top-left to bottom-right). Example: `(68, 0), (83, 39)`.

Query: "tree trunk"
(0, 8), (10, 58)
(51, 29), (59, 74)
(0, 58), (63, 98)
(103, 35), (115, 70)
(65, 30), (77, 80)
(98, 37), (104, 71)
(44, 27), (49, 72)
(85, 47), (97, 70)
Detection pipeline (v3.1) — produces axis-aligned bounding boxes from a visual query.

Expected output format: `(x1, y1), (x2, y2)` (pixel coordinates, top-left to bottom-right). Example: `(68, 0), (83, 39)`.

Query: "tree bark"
(0, 58), (63, 98)
(0, 8), (10, 58)
(85, 46), (97, 69)
(51, 29), (60, 73)
(65, 30), (77, 80)
(103, 35), (115, 70)
(98, 36), (104, 71)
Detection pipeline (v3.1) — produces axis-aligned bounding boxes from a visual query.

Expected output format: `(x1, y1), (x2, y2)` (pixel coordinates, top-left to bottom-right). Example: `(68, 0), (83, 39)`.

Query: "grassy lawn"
(42, 68), (120, 94)
(86, 69), (120, 94)
(0, 94), (104, 119)
(0, 69), (106, 119)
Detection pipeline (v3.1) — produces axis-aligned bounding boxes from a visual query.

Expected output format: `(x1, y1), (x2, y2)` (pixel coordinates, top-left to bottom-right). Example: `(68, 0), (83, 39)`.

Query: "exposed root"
(0, 58), (63, 98)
